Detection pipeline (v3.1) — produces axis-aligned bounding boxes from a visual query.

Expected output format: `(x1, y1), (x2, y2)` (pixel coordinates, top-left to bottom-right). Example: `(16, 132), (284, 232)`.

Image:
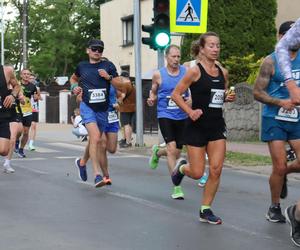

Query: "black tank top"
(190, 63), (225, 122)
(0, 65), (12, 119)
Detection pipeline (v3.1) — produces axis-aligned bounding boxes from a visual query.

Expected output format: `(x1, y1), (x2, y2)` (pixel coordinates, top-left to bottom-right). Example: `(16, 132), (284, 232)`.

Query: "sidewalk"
(37, 123), (269, 155)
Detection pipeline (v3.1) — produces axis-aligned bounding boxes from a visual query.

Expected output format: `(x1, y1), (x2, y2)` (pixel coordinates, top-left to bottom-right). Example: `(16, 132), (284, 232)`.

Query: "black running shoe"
(287, 148), (296, 162)
(285, 205), (300, 247)
(266, 205), (286, 223)
(171, 158), (187, 186)
(280, 175), (288, 199)
(199, 209), (222, 225)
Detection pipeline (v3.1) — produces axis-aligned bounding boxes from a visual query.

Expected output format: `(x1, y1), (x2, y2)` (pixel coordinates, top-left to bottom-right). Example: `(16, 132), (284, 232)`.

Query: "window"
(121, 15), (134, 46)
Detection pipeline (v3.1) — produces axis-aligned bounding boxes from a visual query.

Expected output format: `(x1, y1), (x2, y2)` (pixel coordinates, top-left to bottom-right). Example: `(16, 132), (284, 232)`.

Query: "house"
(100, 0), (300, 78)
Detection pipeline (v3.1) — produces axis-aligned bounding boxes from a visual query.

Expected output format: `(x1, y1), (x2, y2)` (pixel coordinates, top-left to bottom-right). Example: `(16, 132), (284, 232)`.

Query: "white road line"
(17, 165), (49, 175)
(13, 157), (46, 161)
(47, 142), (85, 151)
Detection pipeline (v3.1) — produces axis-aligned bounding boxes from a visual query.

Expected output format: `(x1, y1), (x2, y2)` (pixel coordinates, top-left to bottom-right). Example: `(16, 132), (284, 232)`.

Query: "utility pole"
(133, 0), (143, 146)
(22, 0), (28, 68)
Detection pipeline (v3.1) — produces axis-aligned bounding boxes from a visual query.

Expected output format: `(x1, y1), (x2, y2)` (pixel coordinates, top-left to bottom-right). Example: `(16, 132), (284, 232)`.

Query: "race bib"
(88, 88), (106, 103)
(166, 95), (179, 109)
(108, 110), (119, 123)
(275, 107), (299, 122)
(209, 89), (225, 108)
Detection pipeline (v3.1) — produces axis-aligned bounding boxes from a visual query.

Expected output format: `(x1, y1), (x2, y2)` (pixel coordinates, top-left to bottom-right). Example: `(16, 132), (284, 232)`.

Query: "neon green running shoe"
(149, 144), (160, 169)
(171, 186), (184, 200)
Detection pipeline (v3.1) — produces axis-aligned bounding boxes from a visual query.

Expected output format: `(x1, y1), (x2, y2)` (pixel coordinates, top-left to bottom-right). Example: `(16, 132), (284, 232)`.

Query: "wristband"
(284, 78), (293, 84)
(70, 83), (78, 91)
(10, 93), (17, 100)
(108, 75), (113, 81)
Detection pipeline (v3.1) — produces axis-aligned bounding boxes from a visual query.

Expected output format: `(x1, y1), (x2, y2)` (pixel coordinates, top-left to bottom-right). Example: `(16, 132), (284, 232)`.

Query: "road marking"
(17, 165), (49, 174)
(47, 142), (85, 151)
(29, 147), (59, 153)
(13, 157), (46, 161)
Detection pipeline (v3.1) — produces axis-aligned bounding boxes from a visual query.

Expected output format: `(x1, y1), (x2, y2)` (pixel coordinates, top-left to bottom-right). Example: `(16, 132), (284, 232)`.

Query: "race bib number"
(166, 95), (179, 109)
(88, 89), (106, 103)
(108, 110), (119, 123)
(275, 107), (299, 122)
(209, 89), (225, 108)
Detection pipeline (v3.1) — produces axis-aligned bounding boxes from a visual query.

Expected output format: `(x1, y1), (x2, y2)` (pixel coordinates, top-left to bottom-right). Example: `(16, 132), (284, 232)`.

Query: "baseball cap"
(279, 21), (295, 35)
(87, 39), (104, 48)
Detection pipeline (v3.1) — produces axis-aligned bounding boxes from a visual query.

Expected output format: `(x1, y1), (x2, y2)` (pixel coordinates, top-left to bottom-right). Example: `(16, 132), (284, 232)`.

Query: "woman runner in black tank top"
(171, 32), (236, 225)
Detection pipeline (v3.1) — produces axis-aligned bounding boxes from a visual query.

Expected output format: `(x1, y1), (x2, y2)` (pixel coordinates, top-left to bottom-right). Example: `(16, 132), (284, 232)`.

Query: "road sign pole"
(157, 48), (165, 144)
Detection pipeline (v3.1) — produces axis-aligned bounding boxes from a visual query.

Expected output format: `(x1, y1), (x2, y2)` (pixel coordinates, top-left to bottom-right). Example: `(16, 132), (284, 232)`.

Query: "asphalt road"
(0, 139), (299, 250)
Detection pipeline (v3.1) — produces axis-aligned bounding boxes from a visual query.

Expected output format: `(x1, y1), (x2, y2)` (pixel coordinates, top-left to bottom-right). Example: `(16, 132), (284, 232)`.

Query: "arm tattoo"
(253, 58), (281, 106)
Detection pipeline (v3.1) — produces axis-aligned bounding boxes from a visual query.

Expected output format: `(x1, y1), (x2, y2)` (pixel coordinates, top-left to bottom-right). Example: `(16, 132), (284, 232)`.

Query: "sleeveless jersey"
(263, 51), (300, 122)
(157, 65), (188, 120)
(190, 63), (225, 122)
(0, 65), (12, 120)
(75, 60), (118, 112)
(20, 82), (37, 117)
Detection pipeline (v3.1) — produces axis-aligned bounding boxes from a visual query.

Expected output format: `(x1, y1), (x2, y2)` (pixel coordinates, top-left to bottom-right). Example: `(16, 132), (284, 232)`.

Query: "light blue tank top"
(263, 51), (300, 119)
(157, 65), (188, 120)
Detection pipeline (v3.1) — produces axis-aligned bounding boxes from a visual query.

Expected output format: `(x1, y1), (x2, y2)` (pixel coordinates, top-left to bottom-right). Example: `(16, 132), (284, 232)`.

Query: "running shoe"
(171, 186), (184, 200)
(285, 204), (300, 247)
(266, 205), (286, 223)
(29, 144), (36, 151)
(17, 148), (26, 158)
(81, 135), (88, 142)
(120, 142), (132, 148)
(3, 163), (15, 173)
(280, 175), (288, 199)
(103, 176), (112, 185)
(94, 175), (105, 188)
(119, 139), (126, 146)
(74, 158), (87, 182)
(198, 172), (208, 187)
(199, 208), (222, 225)
(149, 144), (160, 169)
(171, 158), (187, 186)
(287, 148), (296, 162)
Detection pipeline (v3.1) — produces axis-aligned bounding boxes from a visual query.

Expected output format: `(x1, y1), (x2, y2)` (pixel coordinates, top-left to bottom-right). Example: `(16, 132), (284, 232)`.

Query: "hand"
(73, 86), (82, 95)
(18, 93), (25, 105)
(286, 80), (300, 105)
(98, 69), (110, 80)
(3, 95), (14, 108)
(279, 99), (295, 110)
(188, 109), (203, 121)
(225, 91), (236, 102)
(147, 96), (156, 106)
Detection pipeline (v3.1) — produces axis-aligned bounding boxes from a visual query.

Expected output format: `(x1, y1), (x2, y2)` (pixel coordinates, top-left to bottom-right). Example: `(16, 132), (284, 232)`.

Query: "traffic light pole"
(157, 48), (165, 144)
(133, 0), (144, 147)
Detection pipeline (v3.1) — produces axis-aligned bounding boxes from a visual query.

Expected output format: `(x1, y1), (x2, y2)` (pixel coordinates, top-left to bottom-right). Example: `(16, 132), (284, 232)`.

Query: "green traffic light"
(155, 32), (170, 48)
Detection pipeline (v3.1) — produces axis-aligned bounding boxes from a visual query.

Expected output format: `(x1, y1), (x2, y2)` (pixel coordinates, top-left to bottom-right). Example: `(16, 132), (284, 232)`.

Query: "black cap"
(87, 39), (104, 48)
(279, 21), (295, 35)
(120, 71), (129, 78)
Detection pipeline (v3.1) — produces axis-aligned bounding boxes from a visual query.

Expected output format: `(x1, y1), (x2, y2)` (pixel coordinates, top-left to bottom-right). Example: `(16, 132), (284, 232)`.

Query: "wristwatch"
(108, 75), (113, 81)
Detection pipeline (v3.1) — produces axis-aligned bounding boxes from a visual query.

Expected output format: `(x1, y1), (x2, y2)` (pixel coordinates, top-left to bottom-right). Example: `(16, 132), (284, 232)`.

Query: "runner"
(28, 74), (42, 151)
(75, 82), (120, 185)
(70, 39), (126, 188)
(15, 69), (38, 158)
(253, 21), (300, 224)
(171, 32), (235, 224)
(275, 17), (300, 247)
(0, 65), (20, 157)
(147, 44), (191, 200)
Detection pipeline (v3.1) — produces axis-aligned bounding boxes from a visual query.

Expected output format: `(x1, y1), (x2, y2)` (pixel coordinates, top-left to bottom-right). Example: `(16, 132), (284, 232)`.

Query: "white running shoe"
(4, 164), (15, 173)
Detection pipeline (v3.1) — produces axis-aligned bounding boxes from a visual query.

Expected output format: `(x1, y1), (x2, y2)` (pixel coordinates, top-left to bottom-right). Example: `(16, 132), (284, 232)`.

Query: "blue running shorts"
(261, 116), (300, 142)
(80, 102), (108, 133)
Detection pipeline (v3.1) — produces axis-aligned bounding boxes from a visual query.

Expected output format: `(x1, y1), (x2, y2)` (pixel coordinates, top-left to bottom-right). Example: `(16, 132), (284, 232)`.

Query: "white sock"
(4, 159), (10, 166)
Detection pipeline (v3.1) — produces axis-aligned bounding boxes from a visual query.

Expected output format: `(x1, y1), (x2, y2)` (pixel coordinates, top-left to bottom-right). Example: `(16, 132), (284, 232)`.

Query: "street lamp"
(1, 0), (10, 65)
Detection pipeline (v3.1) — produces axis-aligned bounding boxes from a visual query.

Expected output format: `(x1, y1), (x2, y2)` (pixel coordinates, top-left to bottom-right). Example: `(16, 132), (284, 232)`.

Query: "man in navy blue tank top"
(147, 44), (191, 200)
(70, 39), (126, 188)
(254, 21), (300, 225)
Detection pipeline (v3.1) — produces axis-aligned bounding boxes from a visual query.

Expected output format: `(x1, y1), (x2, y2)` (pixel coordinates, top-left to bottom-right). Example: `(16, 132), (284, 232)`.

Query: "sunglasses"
(90, 46), (103, 53)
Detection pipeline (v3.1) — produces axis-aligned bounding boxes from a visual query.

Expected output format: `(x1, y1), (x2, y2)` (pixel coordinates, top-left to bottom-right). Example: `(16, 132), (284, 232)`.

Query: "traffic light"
(142, 24), (156, 50)
(141, 0), (170, 50)
(153, 0), (170, 49)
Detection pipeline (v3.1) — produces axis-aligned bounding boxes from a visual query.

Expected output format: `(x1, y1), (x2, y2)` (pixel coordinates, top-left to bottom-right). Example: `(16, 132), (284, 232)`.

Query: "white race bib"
(275, 107), (299, 122)
(209, 89), (225, 108)
(166, 95), (179, 109)
(88, 88), (106, 103)
(108, 110), (119, 123)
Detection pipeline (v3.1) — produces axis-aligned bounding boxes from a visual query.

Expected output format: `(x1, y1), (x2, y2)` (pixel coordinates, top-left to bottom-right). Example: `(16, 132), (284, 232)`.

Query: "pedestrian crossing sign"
(170, 0), (208, 34)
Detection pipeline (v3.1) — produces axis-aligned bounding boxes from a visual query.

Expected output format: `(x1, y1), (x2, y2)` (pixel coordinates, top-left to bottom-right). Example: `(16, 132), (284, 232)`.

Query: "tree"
(180, 0), (277, 63)
(6, 0), (106, 80)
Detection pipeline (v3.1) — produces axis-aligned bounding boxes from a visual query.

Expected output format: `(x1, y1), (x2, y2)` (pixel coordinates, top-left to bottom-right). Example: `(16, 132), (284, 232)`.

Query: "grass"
(225, 151), (272, 166)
